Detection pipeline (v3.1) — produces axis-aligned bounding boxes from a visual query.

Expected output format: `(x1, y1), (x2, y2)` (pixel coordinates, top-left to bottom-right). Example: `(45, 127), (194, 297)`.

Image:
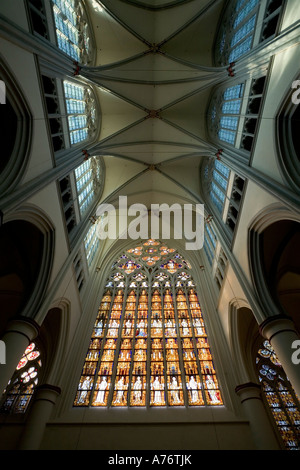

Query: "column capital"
(259, 315), (296, 342)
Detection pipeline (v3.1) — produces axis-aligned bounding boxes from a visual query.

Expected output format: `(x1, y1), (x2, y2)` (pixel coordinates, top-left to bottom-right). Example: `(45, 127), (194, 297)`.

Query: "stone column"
(18, 384), (61, 450)
(235, 383), (280, 450)
(0, 317), (40, 395)
(259, 315), (300, 398)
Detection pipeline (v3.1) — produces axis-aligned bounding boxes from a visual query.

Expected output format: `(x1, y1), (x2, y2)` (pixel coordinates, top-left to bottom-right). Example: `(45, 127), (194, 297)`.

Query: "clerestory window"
(51, 0), (93, 65)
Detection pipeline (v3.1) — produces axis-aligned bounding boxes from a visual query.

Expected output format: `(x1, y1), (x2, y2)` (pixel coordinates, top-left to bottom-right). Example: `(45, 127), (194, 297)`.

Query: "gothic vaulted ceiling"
(81, 0), (227, 211)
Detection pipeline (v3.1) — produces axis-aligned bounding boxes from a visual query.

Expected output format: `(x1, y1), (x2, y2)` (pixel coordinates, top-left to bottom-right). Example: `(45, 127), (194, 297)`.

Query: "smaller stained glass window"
(215, 0), (260, 66)
(75, 157), (102, 216)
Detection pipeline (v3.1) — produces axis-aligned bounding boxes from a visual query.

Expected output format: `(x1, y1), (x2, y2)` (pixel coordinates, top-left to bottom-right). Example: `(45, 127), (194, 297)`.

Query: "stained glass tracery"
(74, 240), (223, 408)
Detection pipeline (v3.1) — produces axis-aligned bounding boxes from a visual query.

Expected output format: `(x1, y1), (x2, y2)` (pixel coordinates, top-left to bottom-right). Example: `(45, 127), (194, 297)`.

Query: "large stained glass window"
(257, 340), (300, 450)
(74, 240), (223, 408)
(51, 0), (93, 65)
(208, 83), (245, 148)
(203, 159), (231, 216)
(0, 343), (42, 414)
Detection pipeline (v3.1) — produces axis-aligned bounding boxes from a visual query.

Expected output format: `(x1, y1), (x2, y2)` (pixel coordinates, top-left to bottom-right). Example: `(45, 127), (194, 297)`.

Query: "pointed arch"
(51, 0), (96, 65)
